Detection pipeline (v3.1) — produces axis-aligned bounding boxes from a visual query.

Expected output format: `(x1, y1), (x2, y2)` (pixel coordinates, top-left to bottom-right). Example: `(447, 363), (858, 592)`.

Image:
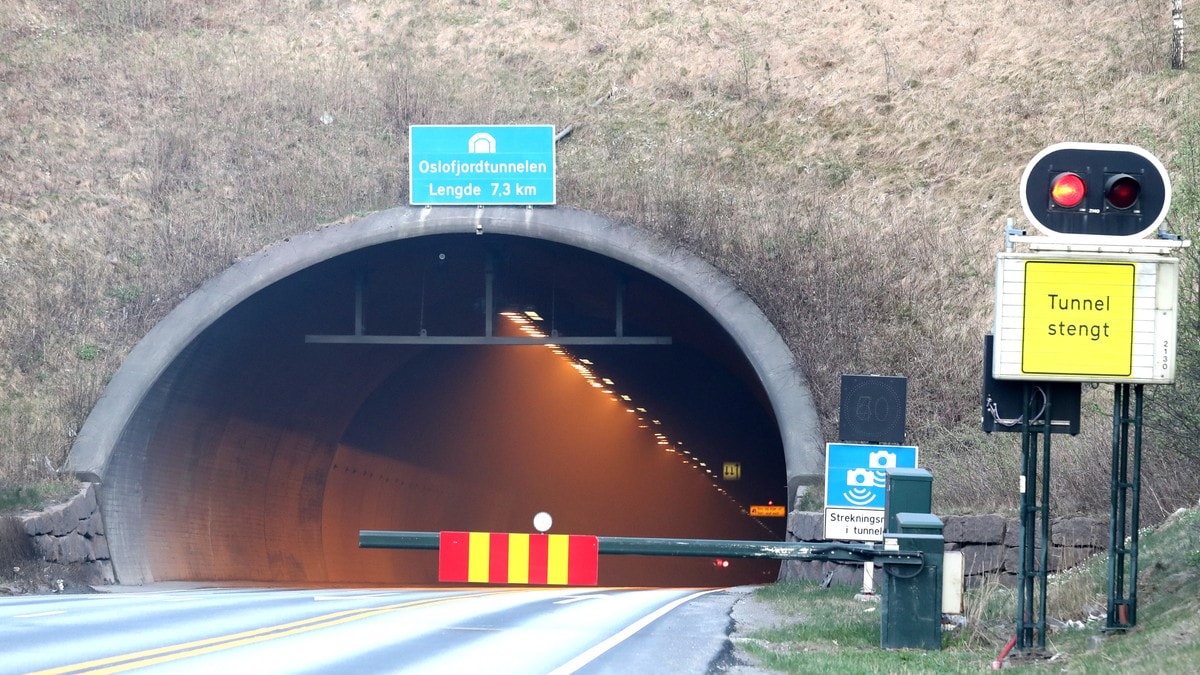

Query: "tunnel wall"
(66, 206), (823, 585)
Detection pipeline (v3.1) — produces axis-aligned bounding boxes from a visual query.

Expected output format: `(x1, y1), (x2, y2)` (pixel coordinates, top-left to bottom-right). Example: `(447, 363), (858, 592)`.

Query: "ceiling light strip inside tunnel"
(312, 308), (763, 518)
(499, 312), (766, 521)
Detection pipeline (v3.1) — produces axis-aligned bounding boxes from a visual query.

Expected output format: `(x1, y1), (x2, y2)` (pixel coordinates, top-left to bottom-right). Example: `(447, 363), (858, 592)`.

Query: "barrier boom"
(359, 528), (942, 651)
(357, 530), (924, 567)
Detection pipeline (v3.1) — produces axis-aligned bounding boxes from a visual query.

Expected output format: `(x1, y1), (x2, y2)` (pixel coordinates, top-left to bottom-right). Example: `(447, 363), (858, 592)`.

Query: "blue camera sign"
(825, 443), (919, 508)
(409, 125), (556, 206)
(824, 442), (919, 542)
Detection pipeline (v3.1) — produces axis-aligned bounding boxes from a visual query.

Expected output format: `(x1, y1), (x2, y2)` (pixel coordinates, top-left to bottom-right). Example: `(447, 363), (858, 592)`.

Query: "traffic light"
(1020, 142), (1171, 238)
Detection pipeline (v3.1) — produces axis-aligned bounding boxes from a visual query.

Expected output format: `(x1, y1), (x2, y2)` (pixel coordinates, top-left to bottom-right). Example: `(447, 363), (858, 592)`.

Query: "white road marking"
(548, 589), (719, 674)
(311, 593), (403, 601)
(553, 595), (609, 605)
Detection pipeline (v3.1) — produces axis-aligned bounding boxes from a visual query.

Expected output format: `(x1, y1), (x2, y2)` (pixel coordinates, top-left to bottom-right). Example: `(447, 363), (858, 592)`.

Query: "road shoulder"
(717, 585), (787, 674)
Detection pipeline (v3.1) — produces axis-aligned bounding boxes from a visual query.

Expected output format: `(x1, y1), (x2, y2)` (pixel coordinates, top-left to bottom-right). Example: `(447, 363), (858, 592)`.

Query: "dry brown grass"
(1, 0), (1197, 515)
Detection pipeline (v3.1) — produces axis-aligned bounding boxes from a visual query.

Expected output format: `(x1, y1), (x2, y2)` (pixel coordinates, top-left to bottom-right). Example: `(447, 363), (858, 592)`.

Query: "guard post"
(880, 512), (944, 650)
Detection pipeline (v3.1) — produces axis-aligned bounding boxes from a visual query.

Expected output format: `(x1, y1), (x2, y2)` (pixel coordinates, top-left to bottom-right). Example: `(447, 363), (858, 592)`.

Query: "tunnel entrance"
(68, 207), (822, 587)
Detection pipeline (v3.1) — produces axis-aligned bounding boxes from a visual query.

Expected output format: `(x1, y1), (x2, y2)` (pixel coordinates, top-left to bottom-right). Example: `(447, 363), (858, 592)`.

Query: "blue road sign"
(409, 125), (556, 206)
(824, 443), (919, 509)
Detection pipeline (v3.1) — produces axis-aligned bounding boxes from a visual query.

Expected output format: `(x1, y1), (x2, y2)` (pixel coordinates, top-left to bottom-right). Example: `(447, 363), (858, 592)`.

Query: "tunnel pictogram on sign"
(438, 531), (600, 585)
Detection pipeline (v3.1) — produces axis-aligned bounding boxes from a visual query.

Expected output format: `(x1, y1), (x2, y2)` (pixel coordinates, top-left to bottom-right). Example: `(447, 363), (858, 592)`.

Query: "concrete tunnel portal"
(67, 206), (824, 588)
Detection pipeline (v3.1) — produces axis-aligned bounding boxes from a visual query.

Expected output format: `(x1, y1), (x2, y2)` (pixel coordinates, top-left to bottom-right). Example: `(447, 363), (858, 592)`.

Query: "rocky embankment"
(1, 484), (113, 595)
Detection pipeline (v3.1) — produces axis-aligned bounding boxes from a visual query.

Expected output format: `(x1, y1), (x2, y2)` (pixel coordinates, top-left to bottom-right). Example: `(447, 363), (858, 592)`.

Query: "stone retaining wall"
(5, 489), (1107, 591)
(15, 483), (114, 587)
(780, 511), (1107, 586)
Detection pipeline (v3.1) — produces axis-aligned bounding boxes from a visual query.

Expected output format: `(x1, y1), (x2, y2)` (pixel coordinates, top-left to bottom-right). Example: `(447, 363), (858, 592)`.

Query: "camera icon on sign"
(869, 450), (897, 469)
(846, 468), (876, 487)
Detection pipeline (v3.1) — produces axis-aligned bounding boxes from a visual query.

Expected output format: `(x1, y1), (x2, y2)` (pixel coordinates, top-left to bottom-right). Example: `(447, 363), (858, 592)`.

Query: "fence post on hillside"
(1173, 0), (1186, 70)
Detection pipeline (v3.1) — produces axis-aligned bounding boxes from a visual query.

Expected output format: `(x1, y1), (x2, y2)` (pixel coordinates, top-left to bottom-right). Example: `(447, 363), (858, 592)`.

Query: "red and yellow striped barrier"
(438, 531), (599, 586)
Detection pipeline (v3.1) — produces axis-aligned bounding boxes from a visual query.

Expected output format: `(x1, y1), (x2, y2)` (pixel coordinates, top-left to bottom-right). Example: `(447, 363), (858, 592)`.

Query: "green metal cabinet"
(884, 467), (933, 533)
(880, 513), (944, 650)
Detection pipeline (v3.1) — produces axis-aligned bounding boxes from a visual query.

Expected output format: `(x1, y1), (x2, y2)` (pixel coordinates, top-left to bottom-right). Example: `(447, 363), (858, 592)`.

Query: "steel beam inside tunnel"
(66, 206), (824, 586)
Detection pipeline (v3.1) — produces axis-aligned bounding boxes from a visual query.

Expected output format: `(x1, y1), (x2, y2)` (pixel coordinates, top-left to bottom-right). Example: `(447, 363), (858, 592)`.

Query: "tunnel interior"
(101, 233), (787, 587)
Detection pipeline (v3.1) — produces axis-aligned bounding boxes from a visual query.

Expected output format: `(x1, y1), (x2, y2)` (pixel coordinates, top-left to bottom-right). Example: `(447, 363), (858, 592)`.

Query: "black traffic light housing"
(1020, 142), (1171, 238)
(980, 335), (1080, 435)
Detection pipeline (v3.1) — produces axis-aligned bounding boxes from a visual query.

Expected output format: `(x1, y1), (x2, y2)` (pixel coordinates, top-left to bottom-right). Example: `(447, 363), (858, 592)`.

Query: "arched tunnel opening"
(70, 208), (822, 588)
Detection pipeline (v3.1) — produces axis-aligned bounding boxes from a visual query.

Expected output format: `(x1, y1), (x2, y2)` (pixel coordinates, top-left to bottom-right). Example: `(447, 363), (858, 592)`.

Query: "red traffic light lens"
(1049, 172), (1086, 208)
(1105, 174), (1140, 210)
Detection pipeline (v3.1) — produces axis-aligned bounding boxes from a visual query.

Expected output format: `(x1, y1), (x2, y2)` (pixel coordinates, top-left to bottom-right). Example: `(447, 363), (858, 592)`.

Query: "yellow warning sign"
(1021, 261), (1135, 377)
(749, 505), (787, 517)
(992, 252), (1179, 384)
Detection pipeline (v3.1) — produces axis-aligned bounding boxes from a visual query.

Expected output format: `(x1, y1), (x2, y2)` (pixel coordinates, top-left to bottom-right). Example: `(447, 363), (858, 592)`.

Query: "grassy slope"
(0, 1), (1197, 513)
(742, 506), (1200, 673)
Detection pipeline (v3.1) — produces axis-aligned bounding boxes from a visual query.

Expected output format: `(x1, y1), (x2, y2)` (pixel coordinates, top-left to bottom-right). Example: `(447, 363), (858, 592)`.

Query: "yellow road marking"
(30, 589), (516, 675)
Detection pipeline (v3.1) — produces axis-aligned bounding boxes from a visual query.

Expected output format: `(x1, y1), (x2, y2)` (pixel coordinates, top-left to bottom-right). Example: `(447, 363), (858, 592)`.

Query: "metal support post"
(1015, 384), (1052, 652)
(615, 275), (625, 338)
(1107, 383), (1144, 630)
(484, 255), (494, 337)
(856, 562), (876, 600)
(353, 271), (365, 336)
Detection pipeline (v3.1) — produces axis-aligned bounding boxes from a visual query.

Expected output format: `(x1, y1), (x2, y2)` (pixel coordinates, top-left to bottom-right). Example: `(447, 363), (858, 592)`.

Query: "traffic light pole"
(1015, 384), (1052, 652)
(998, 142), (1183, 658)
(1106, 383), (1144, 630)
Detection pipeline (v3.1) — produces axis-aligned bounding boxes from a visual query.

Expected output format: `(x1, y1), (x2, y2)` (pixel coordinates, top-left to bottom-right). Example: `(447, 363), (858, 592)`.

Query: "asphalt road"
(0, 585), (756, 674)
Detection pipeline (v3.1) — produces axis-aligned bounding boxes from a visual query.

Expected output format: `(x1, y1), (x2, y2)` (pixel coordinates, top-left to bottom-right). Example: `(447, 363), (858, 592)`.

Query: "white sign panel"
(824, 507), (887, 541)
(993, 252), (1178, 383)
